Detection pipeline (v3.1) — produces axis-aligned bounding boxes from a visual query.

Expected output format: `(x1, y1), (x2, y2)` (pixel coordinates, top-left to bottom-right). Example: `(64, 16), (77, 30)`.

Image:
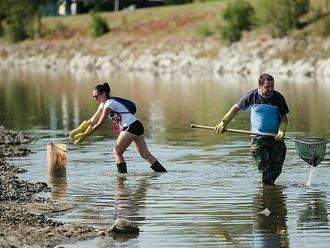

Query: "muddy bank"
(0, 126), (138, 247)
(0, 125), (31, 157)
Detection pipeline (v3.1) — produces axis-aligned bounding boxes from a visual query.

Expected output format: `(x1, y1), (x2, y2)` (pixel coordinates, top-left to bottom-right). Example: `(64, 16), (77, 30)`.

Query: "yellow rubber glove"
(215, 108), (237, 134)
(275, 121), (287, 141)
(69, 120), (90, 141)
(74, 125), (94, 145)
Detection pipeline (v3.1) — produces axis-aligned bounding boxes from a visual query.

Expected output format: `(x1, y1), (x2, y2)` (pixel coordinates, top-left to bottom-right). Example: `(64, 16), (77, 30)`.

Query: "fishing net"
(294, 138), (328, 167)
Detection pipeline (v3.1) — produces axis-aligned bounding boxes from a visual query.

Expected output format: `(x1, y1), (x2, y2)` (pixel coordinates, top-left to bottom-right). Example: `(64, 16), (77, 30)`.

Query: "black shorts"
(122, 120), (144, 136)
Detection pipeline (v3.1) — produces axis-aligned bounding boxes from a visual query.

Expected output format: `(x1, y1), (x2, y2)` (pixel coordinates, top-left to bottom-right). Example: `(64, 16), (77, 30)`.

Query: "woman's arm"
(87, 105), (104, 126)
(92, 107), (112, 131)
(73, 105), (112, 145)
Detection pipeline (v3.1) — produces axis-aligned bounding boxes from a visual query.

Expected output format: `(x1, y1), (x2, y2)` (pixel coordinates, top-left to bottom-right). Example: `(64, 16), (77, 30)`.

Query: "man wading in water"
(214, 74), (289, 185)
(69, 82), (167, 174)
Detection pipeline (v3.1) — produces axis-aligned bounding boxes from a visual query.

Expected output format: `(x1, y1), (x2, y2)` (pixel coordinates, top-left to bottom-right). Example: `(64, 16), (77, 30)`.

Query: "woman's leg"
(132, 135), (157, 164)
(133, 136), (167, 172)
(113, 131), (137, 173)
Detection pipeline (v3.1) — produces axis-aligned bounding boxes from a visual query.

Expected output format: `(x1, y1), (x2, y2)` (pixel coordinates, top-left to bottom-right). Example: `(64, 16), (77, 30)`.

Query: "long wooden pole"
(190, 124), (276, 137)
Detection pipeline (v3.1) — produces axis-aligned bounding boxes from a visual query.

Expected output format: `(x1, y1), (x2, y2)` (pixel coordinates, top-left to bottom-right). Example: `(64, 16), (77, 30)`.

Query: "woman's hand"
(74, 125), (94, 145)
(69, 120), (89, 140)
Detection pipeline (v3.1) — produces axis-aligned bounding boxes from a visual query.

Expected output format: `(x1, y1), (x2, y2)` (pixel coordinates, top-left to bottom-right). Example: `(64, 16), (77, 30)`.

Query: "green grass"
(40, 0), (330, 40)
(41, 1), (225, 40)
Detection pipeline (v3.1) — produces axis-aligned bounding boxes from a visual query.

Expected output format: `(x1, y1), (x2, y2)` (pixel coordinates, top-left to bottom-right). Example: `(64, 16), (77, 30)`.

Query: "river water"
(1, 69), (330, 247)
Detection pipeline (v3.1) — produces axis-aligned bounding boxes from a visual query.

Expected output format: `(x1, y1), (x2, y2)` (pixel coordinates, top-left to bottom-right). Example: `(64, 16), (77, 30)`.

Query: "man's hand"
(275, 120), (287, 141)
(275, 130), (285, 141)
(214, 106), (239, 135)
(214, 121), (227, 134)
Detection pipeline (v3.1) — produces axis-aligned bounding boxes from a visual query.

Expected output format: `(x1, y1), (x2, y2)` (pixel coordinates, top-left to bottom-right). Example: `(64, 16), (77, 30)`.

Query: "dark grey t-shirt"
(237, 89), (289, 116)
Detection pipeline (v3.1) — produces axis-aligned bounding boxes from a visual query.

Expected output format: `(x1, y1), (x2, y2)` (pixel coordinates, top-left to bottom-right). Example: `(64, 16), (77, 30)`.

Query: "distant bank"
(1, 35), (330, 79)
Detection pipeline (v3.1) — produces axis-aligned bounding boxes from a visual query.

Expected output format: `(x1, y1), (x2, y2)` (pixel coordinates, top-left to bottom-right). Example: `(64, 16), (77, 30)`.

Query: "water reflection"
(253, 185), (289, 248)
(2, 69), (330, 247)
(48, 174), (68, 200)
(115, 174), (149, 222)
(1, 68), (330, 145)
(297, 190), (329, 230)
(113, 174), (157, 242)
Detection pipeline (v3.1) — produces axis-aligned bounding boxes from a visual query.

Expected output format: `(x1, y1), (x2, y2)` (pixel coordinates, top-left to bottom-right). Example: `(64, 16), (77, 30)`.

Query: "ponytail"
(94, 82), (111, 98)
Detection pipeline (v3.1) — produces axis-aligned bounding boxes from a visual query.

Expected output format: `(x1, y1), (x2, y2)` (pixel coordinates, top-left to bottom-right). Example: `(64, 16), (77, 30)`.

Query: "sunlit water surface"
(1, 69), (330, 247)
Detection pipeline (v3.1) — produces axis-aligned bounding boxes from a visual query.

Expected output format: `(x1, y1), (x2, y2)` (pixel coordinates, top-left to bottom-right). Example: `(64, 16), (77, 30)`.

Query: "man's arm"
(215, 104), (241, 134)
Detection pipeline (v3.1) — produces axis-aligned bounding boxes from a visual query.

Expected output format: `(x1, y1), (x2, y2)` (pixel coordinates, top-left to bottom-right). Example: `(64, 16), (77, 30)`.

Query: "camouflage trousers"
(250, 137), (287, 185)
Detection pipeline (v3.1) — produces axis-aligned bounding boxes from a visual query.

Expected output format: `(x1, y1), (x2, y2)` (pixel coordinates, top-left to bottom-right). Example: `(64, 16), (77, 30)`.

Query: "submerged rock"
(110, 218), (139, 234)
(260, 208), (271, 216)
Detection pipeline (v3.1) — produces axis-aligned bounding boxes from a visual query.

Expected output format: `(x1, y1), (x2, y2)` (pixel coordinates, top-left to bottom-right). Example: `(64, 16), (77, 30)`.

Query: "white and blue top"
(236, 89), (289, 134)
(101, 98), (137, 128)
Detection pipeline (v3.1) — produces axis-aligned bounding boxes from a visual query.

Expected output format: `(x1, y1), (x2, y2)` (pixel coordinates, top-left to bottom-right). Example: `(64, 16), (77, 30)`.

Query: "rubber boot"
(262, 171), (274, 185)
(117, 163), (127, 174)
(151, 161), (167, 172)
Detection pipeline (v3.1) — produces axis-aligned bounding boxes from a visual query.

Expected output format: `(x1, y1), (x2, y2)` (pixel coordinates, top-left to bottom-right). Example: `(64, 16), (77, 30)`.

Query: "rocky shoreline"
(1, 36), (330, 79)
(0, 126), (138, 247)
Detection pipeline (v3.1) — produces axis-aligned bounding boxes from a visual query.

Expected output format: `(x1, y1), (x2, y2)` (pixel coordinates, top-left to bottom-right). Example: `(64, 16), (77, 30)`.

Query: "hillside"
(1, 1), (330, 78)
(0, 2), (225, 57)
(1, 1), (330, 57)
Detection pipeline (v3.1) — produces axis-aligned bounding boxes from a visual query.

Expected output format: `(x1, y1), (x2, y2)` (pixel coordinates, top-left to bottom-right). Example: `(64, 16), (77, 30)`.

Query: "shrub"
(3, 20), (28, 42)
(220, 24), (241, 43)
(196, 22), (213, 37)
(0, 0), (44, 42)
(292, 0), (310, 24)
(219, 0), (255, 43)
(256, 0), (310, 37)
(89, 11), (109, 38)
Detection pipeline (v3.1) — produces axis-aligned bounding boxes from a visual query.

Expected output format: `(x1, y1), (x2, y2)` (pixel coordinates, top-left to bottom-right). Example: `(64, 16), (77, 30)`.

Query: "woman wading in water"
(69, 82), (167, 173)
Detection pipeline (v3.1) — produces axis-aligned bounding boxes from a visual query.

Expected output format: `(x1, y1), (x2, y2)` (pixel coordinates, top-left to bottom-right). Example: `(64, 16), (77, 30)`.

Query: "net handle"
(190, 124), (329, 144)
(190, 124), (296, 140)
